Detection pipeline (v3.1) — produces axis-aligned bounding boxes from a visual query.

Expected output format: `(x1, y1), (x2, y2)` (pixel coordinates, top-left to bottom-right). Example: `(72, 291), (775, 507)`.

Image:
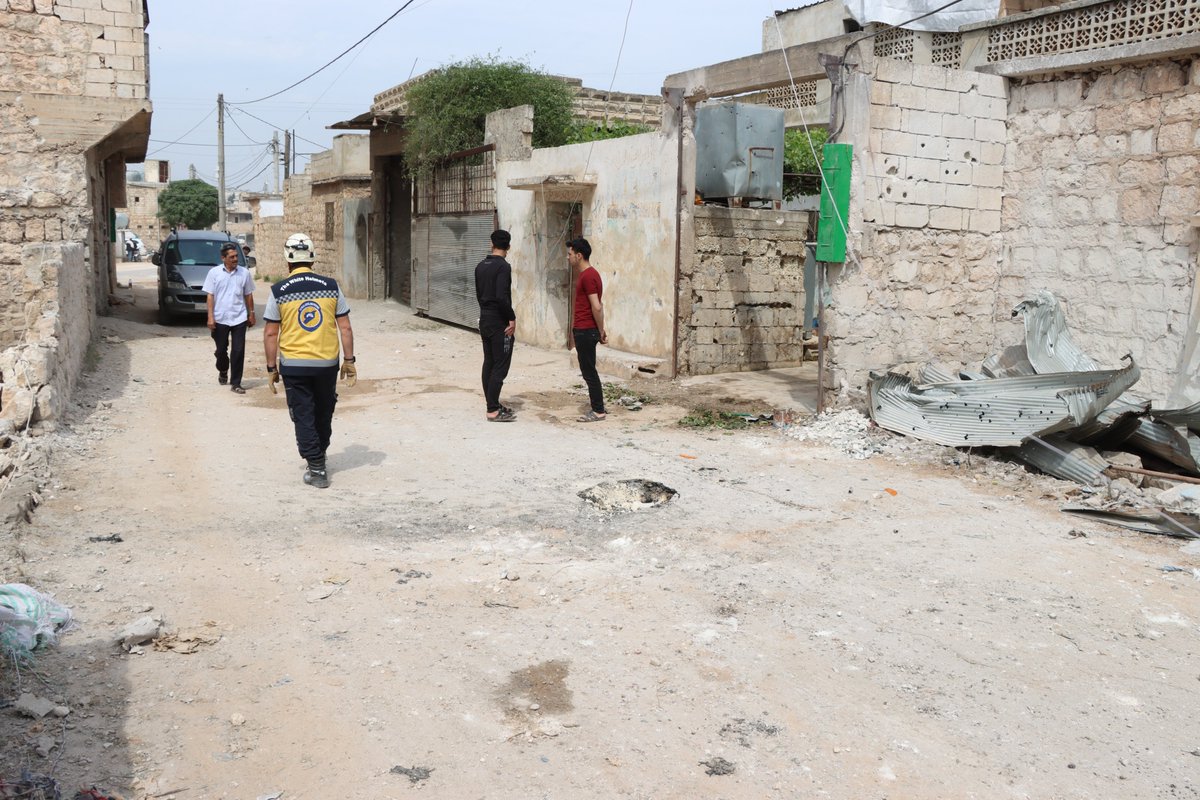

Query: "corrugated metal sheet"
(1061, 506), (1200, 539)
(411, 216), (431, 314)
(424, 212), (494, 329)
(981, 344), (1036, 378)
(868, 359), (1141, 447)
(1016, 435), (1108, 486)
(1012, 291), (1100, 373)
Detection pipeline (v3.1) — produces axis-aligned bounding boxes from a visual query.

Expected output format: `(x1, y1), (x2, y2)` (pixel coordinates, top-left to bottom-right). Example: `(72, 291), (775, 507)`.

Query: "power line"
(146, 108), (215, 156)
(229, 106), (326, 150)
(149, 139), (264, 148)
(228, 1), (420, 105)
(233, 160), (274, 190)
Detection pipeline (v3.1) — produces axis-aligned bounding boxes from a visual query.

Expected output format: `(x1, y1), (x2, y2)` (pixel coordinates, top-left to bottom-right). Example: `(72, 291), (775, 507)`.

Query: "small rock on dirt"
(13, 693), (57, 718)
(700, 756), (735, 776)
(391, 765), (434, 784)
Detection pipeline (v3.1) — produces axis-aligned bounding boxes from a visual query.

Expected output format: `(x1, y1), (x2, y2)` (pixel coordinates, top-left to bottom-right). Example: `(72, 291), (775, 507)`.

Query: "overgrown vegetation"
(602, 382), (653, 405)
(404, 57), (575, 176)
(783, 127), (830, 200)
(564, 120), (651, 145)
(157, 179), (219, 230)
(678, 409), (757, 430)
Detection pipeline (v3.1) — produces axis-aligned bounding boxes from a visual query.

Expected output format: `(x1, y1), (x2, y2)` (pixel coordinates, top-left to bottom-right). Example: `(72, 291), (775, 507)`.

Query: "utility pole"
(272, 130), (280, 194)
(217, 93), (227, 232)
(291, 129), (297, 176)
(283, 130), (291, 181)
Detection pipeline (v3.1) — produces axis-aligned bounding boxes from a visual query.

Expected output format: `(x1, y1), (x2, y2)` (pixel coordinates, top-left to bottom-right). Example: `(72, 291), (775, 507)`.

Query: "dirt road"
(3, 285), (1199, 799)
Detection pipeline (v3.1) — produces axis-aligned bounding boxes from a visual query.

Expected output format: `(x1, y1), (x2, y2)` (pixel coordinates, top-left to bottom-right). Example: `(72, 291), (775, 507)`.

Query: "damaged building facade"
(667, 0), (1200, 404)
(0, 0), (152, 425)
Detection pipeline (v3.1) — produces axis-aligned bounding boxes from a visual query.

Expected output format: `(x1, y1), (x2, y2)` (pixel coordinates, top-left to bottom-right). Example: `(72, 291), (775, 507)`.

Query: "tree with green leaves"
(783, 127), (830, 199)
(403, 57), (575, 175)
(157, 179), (219, 230)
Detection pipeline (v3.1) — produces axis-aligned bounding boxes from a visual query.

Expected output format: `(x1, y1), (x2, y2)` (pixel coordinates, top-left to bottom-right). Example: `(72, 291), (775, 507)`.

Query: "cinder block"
(894, 204), (929, 228)
(924, 88), (960, 115)
(928, 207), (963, 231)
(880, 129), (918, 157)
(975, 73), (1008, 100)
(968, 209), (1001, 233)
(972, 163), (1003, 188)
(101, 0), (133, 11)
(870, 81), (892, 106)
(913, 134), (949, 161)
(873, 104), (902, 131)
(912, 181), (947, 206)
(891, 83), (927, 111)
(875, 57), (913, 85)
(974, 118), (1007, 143)
(903, 109), (943, 137)
(906, 156), (942, 182)
(941, 114), (975, 139)
(940, 161), (971, 185)
(910, 64), (950, 91)
(945, 184), (978, 209)
(83, 8), (114, 25)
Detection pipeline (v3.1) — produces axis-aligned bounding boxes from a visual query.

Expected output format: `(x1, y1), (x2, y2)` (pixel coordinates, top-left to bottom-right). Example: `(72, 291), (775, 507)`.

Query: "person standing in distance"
(262, 233), (357, 489)
(203, 241), (256, 394)
(475, 229), (517, 422)
(567, 237), (607, 422)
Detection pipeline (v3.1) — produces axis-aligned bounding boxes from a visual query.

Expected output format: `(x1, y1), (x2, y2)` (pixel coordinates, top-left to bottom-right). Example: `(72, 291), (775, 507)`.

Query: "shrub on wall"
(564, 120), (651, 144)
(404, 58), (575, 176)
(784, 127), (829, 199)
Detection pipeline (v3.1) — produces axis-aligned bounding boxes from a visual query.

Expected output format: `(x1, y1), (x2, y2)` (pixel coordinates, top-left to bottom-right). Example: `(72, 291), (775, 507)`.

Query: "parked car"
(152, 230), (247, 324)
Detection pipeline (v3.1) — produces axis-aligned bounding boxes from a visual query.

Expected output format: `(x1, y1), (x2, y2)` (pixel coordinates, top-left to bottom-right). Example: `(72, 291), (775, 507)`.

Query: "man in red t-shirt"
(567, 237), (608, 422)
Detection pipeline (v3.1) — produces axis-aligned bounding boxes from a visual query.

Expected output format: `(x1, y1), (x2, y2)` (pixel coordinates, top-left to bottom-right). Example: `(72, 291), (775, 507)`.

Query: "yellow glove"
(340, 360), (357, 387)
(268, 368), (280, 394)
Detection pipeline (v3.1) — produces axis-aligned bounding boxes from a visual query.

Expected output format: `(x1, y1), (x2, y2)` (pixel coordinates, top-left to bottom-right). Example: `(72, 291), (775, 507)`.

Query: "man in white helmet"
(262, 233), (357, 489)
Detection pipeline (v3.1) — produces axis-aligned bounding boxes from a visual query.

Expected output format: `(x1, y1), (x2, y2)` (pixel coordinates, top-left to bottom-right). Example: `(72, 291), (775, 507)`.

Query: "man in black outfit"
(475, 229), (517, 422)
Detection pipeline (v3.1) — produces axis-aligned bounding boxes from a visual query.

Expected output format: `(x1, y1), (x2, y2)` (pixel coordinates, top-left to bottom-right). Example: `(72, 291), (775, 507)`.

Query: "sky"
(143, 0), (786, 192)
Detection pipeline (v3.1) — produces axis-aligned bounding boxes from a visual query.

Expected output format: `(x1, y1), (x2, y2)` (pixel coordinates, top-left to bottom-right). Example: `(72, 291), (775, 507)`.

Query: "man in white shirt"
(202, 242), (256, 394)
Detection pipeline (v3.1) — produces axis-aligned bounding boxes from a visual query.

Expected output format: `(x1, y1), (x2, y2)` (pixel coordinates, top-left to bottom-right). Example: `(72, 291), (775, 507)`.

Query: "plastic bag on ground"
(0, 583), (74, 658)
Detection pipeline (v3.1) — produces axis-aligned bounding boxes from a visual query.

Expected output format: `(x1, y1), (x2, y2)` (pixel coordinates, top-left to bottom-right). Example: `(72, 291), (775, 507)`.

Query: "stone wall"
(678, 207), (809, 375)
(278, 170), (371, 291)
(1002, 60), (1200, 400)
(1, 1), (150, 425)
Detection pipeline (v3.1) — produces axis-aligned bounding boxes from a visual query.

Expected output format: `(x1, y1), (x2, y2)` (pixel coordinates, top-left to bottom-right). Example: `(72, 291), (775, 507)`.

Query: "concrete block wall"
(865, 58), (1009, 234)
(1003, 60), (1200, 400)
(678, 207), (809, 375)
(825, 58), (1010, 398)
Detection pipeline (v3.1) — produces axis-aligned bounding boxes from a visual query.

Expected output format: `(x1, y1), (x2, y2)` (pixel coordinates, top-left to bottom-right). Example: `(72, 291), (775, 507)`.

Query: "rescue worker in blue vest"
(262, 233), (357, 489)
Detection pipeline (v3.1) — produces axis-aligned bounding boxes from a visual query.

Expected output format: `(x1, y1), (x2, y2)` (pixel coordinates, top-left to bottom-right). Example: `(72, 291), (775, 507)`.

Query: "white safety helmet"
(285, 233), (316, 264)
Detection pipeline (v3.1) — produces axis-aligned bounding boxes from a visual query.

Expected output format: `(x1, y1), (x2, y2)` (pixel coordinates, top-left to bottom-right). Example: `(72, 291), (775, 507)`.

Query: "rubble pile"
(783, 409), (891, 459)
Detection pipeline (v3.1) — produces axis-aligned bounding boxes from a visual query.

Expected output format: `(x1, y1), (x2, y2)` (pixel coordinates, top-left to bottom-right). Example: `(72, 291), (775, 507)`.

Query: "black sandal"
(230, 385), (246, 394)
(487, 409), (516, 422)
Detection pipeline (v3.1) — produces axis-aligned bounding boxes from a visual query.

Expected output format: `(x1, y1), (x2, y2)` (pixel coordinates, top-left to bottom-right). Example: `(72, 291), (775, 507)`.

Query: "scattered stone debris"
(700, 756), (736, 776)
(579, 479), (677, 513)
(391, 568), (431, 585)
(719, 717), (781, 747)
(12, 692), (58, 719)
(784, 409), (891, 459)
(390, 765), (434, 784)
(115, 615), (164, 651)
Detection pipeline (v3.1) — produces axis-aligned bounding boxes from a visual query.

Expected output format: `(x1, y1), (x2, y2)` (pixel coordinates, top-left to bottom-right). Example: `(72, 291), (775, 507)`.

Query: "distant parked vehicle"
(152, 230), (247, 325)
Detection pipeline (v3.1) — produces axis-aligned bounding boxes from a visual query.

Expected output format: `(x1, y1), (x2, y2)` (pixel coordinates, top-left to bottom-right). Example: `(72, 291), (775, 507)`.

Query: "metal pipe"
(1104, 465), (1200, 486)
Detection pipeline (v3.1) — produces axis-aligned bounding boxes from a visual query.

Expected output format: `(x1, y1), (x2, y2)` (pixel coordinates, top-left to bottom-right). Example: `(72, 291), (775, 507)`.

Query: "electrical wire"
(229, 106), (327, 150)
(146, 107), (215, 157)
(228, 1), (420, 105)
(233, 160), (275, 190)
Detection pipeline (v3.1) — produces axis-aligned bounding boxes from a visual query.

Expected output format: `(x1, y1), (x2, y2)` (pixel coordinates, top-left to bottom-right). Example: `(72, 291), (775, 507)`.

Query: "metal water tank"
(694, 102), (785, 203)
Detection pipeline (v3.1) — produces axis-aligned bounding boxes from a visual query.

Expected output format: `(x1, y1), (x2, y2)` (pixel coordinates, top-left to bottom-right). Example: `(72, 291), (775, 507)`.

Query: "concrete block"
(968, 209), (1001, 233)
(910, 64), (949, 91)
(940, 161), (971, 185)
(90, 38), (115, 54)
(977, 187), (1002, 211)
(870, 81), (892, 106)
(891, 83), (927, 111)
(102, 24), (132, 41)
(894, 204), (929, 228)
(83, 8), (114, 25)
(904, 156), (940, 182)
(974, 118), (1007, 143)
(941, 114), (974, 139)
(960, 92), (1006, 119)
(903, 109), (943, 137)
(929, 206), (964, 230)
(976, 73), (1008, 99)
(880, 129), (918, 157)
(945, 184), (978, 209)
(101, 0), (133, 11)
(921, 88), (960, 115)
(872, 104), (902, 131)
(874, 57), (913, 85)
(972, 163), (1003, 189)
(55, 5), (85, 21)
(913, 134), (949, 160)
(65, 0), (104, 9)
(912, 181), (947, 206)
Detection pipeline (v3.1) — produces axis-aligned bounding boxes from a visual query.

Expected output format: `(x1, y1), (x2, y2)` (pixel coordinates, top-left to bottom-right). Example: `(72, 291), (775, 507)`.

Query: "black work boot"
(303, 456), (330, 489)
